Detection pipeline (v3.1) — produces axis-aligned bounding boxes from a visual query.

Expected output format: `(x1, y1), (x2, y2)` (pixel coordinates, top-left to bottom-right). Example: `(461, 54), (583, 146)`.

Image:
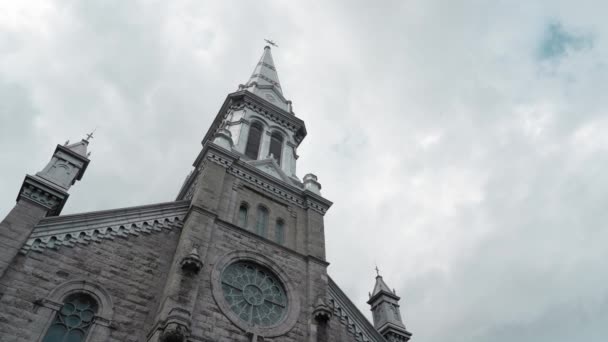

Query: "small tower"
(20, 138), (91, 215)
(368, 270), (412, 342)
(0, 137), (90, 278)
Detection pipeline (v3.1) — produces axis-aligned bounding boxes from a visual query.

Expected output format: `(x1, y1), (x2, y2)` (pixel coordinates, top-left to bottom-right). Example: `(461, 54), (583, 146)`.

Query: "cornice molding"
(17, 175), (68, 215)
(327, 277), (388, 342)
(21, 201), (189, 254)
(189, 143), (332, 215)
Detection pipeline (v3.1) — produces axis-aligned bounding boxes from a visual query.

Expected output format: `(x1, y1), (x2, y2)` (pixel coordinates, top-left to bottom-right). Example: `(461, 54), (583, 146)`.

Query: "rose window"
(221, 261), (287, 327)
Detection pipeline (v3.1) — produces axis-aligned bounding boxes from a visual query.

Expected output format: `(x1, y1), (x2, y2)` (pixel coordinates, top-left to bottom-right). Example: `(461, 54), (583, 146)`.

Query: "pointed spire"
(64, 139), (89, 158)
(239, 45), (293, 113)
(246, 45), (282, 94)
(17, 136), (91, 216)
(368, 271), (412, 341)
(371, 273), (396, 299)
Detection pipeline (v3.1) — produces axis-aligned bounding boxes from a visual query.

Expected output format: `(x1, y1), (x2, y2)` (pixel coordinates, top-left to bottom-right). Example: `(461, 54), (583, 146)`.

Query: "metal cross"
(264, 39), (278, 47)
(85, 127), (97, 142)
(375, 265), (381, 277)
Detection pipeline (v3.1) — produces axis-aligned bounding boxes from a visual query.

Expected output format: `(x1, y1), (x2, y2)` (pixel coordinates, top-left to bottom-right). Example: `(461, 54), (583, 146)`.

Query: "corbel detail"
(180, 247), (203, 275)
(313, 297), (333, 323)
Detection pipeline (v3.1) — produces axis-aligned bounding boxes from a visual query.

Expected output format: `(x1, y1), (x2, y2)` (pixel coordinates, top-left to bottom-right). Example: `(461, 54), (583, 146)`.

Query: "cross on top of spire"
(84, 127), (97, 142)
(264, 38), (278, 47)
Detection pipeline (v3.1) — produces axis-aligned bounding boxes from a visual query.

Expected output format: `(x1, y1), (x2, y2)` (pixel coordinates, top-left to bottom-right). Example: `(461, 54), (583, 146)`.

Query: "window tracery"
(220, 261), (288, 327)
(42, 293), (99, 342)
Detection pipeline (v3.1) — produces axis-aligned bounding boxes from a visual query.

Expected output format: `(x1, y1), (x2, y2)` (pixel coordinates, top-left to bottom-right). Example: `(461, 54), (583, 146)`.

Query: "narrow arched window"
(269, 132), (284, 165)
(256, 206), (269, 237)
(238, 203), (248, 228)
(275, 219), (285, 245)
(42, 293), (99, 342)
(245, 122), (263, 160)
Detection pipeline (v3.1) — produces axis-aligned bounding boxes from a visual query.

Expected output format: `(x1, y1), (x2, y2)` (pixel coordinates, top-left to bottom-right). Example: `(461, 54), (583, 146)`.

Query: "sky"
(1, 1), (607, 341)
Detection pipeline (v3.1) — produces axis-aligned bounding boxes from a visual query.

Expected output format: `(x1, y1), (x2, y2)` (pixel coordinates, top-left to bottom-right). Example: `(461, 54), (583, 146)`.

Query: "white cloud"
(1, 1), (607, 341)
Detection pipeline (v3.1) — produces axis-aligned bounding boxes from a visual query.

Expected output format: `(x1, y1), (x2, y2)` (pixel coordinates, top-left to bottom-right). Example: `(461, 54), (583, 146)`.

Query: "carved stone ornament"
(313, 297), (333, 323)
(180, 247), (203, 275)
(160, 322), (188, 342)
(213, 127), (234, 149)
(20, 184), (61, 211)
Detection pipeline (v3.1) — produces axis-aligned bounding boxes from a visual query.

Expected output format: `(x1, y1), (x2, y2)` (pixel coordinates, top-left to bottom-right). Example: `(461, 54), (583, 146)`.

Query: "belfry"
(0, 46), (412, 342)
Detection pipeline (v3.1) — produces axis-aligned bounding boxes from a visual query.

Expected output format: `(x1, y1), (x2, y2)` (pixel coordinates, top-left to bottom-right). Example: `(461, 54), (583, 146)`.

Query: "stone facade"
(0, 46), (410, 342)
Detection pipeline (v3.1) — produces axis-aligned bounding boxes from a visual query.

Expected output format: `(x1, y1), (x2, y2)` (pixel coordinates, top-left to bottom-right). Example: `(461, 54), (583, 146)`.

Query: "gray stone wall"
(0, 227), (180, 341)
(0, 201), (48, 279)
(0, 145), (365, 342)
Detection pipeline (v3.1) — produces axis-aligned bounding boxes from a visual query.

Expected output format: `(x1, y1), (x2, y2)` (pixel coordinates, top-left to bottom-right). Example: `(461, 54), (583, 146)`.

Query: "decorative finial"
(264, 38), (278, 47)
(64, 140), (70, 146)
(375, 265), (381, 277)
(84, 127), (97, 142)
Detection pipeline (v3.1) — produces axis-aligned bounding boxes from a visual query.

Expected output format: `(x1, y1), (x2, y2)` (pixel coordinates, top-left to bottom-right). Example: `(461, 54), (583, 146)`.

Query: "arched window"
(256, 206), (269, 237)
(42, 292), (99, 342)
(275, 219), (285, 245)
(245, 122), (263, 160)
(269, 132), (284, 165)
(238, 203), (248, 228)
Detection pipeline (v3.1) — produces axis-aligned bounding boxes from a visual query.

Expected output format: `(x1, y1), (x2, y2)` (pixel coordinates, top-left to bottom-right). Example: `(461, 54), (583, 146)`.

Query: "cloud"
(539, 21), (594, 61)
(1, 1), (608, 341)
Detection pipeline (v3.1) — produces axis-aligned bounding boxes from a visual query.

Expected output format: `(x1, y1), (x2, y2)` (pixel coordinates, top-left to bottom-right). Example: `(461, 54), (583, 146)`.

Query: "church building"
(0, 46), (412, 342)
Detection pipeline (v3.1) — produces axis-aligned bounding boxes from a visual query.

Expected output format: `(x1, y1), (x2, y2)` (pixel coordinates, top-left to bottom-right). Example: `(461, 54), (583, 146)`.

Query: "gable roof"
(248, 157), (300, 186)
(328, 276), (387, 342)
(22, 200), (189, 254)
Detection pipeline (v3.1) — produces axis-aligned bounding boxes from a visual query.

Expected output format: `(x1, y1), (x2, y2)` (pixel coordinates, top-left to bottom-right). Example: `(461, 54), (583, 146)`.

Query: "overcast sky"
(1, 1), (607, 341)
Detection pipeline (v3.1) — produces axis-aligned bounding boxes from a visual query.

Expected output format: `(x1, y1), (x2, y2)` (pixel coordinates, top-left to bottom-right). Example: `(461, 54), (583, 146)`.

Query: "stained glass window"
(269, 132), (283, 165)
(275, 219), (285, 245)
(256, 206), (268, 237)
(221, 261), (287, 327)
(42, 293), (99, 342)
(245, 122), (263, 160)
(239, 204), (248, 228)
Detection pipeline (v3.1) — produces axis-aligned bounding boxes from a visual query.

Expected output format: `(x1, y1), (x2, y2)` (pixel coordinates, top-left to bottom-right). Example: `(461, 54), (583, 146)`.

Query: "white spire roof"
(246, 46), (282, 94)
(64, 139), (89, 158)
(371, 275), (395, 298)
(240, 46), (292, 113)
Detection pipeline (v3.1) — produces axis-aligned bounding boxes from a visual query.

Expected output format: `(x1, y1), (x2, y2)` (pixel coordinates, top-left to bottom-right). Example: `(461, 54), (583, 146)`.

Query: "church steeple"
(0, 135), (91, 279)
(239, 46), (293, 113)
(368, 271), (412, 342)
(178, 45), (312, 201)
(20, 137), (91, 216)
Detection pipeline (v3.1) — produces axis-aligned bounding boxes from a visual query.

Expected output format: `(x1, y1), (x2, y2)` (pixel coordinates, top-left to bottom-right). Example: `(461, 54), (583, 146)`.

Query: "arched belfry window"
(256, 206), (269, 237)
(275, 219), (285, 245)
(245, 122), (263, 160)
(238, 203), (249, 228)
(42, 293), (99, 342)
(269, 132), (284, 165)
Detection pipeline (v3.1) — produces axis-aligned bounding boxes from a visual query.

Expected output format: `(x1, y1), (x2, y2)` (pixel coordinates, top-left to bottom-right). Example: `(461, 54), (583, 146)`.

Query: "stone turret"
(0, 136), (91, 279)
(368, 272), (412, 342)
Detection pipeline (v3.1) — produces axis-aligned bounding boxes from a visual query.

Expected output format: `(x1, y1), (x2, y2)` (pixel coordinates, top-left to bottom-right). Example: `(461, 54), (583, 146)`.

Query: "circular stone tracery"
(221, 261), (287, 327)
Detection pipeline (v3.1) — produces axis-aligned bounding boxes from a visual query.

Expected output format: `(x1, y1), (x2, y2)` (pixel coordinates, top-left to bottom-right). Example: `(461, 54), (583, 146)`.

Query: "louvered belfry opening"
(269, 132), (283, 165)
(245, 122), (263, 160)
